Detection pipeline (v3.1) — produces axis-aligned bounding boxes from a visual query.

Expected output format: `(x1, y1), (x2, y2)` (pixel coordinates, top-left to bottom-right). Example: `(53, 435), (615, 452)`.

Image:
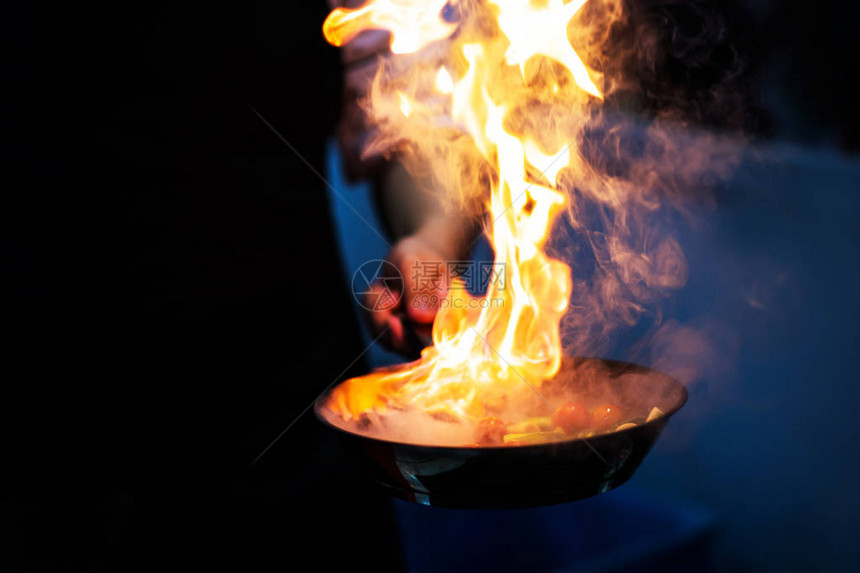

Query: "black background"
(4, 1), (402, 571)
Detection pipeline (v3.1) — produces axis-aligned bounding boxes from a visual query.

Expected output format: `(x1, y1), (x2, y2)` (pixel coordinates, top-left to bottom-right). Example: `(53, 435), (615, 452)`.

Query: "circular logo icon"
(352, 259), (403, 312)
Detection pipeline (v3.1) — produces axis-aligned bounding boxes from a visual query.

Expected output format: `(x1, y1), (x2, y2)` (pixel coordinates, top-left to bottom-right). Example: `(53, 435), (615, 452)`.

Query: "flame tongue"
(324, 0), (602, 428)
(490, 0), (602, 98)
(323, 0), (457, 55)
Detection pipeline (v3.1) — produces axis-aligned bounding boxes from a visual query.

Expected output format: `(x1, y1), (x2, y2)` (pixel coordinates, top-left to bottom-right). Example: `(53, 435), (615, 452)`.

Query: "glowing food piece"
(551, 402), (590, 434)
(646, 406), (664, 423)
(474, 416), (508, 446)
(615, 422), (637, 431)
(503, 429), (567, 446)
(592, 404), (623, 432)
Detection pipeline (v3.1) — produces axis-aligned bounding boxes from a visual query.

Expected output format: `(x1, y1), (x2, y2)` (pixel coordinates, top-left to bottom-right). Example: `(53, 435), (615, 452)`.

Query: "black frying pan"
(314, 357), (686, 509)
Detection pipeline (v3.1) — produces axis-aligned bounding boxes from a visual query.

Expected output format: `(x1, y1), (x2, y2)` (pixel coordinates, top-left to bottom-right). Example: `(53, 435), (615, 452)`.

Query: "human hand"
(364, 231), (450, 357)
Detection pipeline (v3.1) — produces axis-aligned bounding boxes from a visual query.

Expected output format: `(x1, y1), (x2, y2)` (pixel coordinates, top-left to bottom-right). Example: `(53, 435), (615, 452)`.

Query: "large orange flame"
(324, 0), (604, 428)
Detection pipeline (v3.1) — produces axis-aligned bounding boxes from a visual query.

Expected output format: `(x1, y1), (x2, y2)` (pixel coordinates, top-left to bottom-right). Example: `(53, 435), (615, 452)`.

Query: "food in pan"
(472, 405), (665, 447)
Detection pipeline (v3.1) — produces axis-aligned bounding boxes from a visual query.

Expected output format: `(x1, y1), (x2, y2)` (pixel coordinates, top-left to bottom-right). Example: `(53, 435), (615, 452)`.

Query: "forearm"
(377, 159), (480, 260)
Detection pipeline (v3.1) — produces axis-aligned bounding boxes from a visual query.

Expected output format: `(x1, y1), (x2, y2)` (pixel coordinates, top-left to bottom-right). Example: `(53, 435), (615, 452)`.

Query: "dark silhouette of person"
(5, 2), (404, 571)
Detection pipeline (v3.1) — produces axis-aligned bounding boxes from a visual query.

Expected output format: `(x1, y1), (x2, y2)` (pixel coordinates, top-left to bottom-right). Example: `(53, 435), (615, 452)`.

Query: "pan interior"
(315, 357), (686, 448)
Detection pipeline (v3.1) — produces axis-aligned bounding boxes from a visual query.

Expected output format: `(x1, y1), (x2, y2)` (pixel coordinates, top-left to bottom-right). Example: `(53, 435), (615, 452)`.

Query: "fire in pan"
(316, 357), (686, 509)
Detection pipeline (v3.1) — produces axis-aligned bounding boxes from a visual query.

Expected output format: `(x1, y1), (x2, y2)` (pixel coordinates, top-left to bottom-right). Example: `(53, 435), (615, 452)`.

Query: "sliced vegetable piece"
(503, 431), (568, 445)
(646, 406), (664, 422)
(507, 416), (553, 433)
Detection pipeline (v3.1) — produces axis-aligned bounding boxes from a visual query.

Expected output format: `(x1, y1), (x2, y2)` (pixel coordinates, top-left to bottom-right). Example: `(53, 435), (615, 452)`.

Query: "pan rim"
(313, 356), (688, 451)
